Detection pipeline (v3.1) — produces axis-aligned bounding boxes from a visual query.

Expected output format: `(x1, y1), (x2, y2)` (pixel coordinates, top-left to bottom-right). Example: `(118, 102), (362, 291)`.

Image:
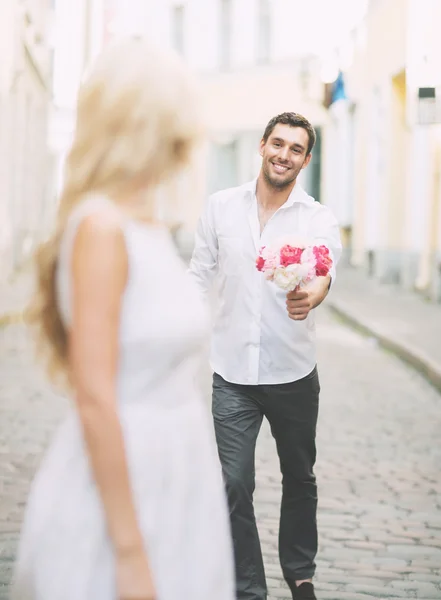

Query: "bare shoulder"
(71, 207), (128, 281)
(74, 205), (125, 241)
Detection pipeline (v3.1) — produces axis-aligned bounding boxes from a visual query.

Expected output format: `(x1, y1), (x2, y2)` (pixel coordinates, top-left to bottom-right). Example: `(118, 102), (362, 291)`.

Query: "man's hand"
(286, 289), (313, 321)
(286, 276), (331, 321)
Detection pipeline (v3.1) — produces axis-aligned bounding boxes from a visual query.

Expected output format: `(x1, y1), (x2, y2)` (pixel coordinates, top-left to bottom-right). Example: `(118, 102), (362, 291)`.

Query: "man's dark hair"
(262, 112), (316, 155)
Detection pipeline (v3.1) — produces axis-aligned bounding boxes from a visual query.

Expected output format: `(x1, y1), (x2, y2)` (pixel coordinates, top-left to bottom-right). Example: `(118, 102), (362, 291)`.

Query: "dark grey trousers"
(212, 368), (320, 600)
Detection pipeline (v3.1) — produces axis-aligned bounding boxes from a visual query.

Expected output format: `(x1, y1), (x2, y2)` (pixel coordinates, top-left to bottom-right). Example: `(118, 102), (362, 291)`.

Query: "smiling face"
(260, 124), (312, 190)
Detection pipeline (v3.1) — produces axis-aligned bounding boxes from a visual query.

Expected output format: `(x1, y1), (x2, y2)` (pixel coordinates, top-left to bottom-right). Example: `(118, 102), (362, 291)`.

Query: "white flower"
(273, 268), (294, 290)
(272, 262), (316, 291)
(272, 265), (299, 291)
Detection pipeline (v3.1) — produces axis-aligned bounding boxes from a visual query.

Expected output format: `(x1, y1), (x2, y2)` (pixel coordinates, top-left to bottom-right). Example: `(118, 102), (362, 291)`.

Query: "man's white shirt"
(189, 179), (342, 385)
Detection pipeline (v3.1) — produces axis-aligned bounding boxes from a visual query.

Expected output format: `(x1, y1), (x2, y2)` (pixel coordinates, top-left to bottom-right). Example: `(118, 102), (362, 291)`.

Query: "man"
(189, 112), (342, 600)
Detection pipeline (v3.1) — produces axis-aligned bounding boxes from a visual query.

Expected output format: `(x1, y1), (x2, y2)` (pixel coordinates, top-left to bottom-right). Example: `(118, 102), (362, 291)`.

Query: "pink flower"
(280, 245), (303, 267)
(313, 245), (333, 276)
(256, 239), (333, 292)
(256, 246), (279, 274)
(263, 249), (279, 271)
(256, 255), (266, 271)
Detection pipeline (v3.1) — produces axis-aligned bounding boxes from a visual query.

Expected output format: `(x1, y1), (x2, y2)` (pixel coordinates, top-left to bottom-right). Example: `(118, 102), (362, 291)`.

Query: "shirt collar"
(243, 178), (313, 208)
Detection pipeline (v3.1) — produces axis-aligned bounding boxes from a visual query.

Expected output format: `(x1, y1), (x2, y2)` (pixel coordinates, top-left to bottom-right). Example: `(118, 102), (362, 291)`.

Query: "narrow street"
(256, 309), (441, 600)
(0, 308), (440, 599)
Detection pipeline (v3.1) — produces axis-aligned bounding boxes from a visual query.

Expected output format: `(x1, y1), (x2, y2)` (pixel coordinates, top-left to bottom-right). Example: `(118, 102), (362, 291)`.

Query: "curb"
(328, 299), (441, 394)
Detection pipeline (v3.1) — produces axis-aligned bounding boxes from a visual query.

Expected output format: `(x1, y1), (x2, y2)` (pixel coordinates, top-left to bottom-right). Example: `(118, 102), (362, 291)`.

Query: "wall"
(322, 0), (441, 299)
(333, 0), (409, 279)
(0, 0), (53, 279)
(48, 0), (105, 201)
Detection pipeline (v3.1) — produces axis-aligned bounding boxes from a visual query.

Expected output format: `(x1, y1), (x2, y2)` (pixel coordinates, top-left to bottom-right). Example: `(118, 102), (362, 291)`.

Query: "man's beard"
(262, 160), (302, 190)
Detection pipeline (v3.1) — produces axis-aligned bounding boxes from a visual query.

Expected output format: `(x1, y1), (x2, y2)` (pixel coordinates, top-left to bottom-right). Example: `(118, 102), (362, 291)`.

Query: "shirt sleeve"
(188, 194), (219, 297)
(310, 205), (342, 285)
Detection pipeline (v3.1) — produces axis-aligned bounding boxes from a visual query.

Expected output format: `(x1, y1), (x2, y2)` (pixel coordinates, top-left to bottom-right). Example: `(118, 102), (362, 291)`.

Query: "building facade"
(0, 0), (54, 280)
(48, 0), (106, 202)
(107, 0), (333, 238)
(321, 0), (441, 301)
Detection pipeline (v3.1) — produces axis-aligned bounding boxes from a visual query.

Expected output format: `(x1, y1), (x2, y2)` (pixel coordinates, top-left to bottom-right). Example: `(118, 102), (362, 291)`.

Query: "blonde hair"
(27, 37), (205, 386)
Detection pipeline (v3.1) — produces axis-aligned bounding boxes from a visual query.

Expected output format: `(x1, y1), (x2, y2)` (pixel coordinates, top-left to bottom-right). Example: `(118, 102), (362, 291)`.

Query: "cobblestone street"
(0, 308), (441, 599)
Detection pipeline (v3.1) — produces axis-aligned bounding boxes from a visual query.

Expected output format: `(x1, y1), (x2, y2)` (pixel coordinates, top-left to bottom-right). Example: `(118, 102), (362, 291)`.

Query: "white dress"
(11, 196), (235, 600)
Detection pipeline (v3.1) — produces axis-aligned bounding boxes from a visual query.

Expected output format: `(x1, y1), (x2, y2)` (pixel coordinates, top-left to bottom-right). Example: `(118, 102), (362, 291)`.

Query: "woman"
(11, 38), (234, 600)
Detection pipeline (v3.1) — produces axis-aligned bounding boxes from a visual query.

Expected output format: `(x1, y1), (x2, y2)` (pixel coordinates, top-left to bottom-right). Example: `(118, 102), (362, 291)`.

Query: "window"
(172, 5), (185, 55)
(257, 0), (271, 64)
(220, 0), (232, 69)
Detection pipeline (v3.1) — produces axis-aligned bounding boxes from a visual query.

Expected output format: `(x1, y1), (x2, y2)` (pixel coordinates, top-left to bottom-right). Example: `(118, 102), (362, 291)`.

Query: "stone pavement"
(0, 268), (33, 327)
(1, 308), (441, 599)
(0, 326), (65, 598)
(258, 308), (441, 599)
(327, 265), (441, 392)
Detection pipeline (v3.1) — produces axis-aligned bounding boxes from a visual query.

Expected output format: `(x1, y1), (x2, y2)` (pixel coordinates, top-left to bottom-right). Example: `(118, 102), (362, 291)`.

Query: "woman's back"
(12, 37), (234, 600)
(57, 195), (210, 407)
(12, 195), (234, 599)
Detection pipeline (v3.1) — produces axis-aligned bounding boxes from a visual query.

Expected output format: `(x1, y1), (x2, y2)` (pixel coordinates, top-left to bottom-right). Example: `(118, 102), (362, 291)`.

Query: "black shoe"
(292, 582), (316, 600)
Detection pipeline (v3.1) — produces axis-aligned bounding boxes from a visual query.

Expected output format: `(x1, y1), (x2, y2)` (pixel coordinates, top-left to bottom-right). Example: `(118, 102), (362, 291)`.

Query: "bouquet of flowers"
(256, 237), (333, 292)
